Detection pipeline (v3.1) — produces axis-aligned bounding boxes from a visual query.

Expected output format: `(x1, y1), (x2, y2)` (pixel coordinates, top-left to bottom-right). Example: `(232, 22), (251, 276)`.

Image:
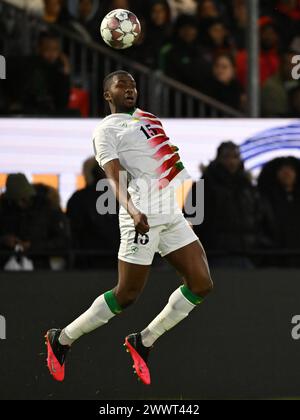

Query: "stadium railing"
(0, 0), (244, 118)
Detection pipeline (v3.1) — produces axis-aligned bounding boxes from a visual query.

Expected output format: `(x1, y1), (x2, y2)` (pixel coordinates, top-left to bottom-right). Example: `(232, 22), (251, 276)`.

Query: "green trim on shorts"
(180, 285), (204, 305)
(104, 290), (123, 314)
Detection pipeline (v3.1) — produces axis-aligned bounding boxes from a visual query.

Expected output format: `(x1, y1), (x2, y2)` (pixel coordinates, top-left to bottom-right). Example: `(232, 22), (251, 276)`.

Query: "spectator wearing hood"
(258, 157), (300, 267)
(185, 142), (274, 267)
(0, 174), (70, 269)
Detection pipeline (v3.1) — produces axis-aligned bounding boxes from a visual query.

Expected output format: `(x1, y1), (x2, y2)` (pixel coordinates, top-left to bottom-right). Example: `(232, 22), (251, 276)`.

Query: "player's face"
(106, 75), (138, 112)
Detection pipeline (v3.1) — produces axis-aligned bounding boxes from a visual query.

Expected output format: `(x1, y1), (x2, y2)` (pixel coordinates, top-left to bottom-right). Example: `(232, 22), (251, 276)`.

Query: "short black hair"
(103, 70), (133, 91)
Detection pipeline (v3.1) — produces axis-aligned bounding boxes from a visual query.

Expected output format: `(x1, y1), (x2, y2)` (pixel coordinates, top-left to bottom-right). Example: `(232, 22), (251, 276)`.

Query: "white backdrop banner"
(0, 118), (300, 207)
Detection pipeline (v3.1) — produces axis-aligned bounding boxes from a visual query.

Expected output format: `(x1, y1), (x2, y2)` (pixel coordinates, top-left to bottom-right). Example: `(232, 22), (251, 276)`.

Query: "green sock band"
(104, 290), (123, 315)
(180, 285), (204, 305)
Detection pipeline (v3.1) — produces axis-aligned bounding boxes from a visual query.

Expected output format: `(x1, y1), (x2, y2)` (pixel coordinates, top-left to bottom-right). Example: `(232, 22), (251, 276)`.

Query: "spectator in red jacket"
(236, 17), (280, 88)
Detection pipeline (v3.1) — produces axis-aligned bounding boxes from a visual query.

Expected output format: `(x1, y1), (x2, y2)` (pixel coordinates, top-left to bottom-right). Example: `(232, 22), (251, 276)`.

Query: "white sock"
(59, 294), (116, 345)
(141, 287), (200, 348)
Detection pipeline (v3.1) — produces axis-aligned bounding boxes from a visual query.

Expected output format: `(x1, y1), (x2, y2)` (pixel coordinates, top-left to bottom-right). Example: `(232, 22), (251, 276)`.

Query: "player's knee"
(200, 277), (214, 297)
(189, 274), (214, 298)
(115, 288), (142, 309)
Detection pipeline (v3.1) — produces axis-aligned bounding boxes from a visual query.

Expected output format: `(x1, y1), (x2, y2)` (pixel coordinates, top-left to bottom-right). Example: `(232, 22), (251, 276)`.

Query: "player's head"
(217, 141), (242, 174)
(103, 71), (138, 113)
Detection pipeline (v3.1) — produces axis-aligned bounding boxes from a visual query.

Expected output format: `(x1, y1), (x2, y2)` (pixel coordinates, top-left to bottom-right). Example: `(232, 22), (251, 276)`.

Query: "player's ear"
(104, 90), (111, 102)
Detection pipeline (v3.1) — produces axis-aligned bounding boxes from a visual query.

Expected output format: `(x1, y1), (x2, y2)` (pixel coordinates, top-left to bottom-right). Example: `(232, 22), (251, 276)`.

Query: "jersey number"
(140, 125), (158, 140)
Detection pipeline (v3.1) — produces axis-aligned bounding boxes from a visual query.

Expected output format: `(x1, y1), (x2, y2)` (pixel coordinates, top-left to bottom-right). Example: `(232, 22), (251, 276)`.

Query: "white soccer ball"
(100, 9), (141, 50)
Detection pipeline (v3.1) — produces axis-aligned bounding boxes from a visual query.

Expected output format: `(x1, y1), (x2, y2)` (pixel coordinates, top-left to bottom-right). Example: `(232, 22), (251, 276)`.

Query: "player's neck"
(111, 106), (137, 115)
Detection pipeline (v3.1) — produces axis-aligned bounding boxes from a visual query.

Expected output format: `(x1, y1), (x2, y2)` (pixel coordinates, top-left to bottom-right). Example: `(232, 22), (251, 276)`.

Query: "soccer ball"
(100, 9), (141, 50)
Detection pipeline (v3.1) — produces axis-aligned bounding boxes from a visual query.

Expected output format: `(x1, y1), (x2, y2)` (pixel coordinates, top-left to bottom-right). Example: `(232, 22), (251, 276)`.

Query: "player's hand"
(133, 212), (150, 235)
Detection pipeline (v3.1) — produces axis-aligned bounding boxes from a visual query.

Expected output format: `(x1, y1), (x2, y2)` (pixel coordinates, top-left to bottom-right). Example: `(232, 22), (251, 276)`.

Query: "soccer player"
(45, 71), (213, 385)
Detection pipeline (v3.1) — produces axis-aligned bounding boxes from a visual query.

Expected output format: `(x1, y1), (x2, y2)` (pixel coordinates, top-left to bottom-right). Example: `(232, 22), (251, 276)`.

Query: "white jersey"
(93, 108), (191, 226)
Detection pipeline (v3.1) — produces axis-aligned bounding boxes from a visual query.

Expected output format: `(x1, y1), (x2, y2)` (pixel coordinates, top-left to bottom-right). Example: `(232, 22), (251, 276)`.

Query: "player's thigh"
(162, 223), (213, 296)
(116, 259), (151, 297)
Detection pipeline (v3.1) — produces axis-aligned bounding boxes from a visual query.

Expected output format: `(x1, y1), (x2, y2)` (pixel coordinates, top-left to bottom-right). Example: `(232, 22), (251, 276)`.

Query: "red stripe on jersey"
(140, 118), (163, 128)
(158, 165), (184, 190)
(135, 110), (158, 119)
(135, 110), (163, 127)
(153, 127), (166, 136)
(156, 153), (180, 175)
(149, 135), (169, 148)
(153, 144), (174, 160)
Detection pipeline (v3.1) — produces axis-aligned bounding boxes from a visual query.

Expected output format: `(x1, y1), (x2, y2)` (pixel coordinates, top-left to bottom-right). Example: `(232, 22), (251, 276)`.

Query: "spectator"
(0, 174), (70, 270)
(43, 0), (68, 24)
(66, 158), (120, 269)
(196, 0), (222, 38)
(236, 17), (280, 88)
(226, 0), (247, 49)
(203, 53), (243, 110)
(258, 157), (300, 267)
(273, 0), (300, 46)
(261, 50), (300, 117)
(160, 15), (211, 91)
(201, 18), (235, 60)
(186, 142), (273, 267)
(142, 0), (172, 68)
(67, 0), (101, 42)
(22, 31), (71, 115)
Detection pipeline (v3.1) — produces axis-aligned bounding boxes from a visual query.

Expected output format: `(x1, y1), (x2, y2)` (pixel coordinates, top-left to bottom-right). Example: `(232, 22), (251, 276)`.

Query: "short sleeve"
(93, 127), (119, 169)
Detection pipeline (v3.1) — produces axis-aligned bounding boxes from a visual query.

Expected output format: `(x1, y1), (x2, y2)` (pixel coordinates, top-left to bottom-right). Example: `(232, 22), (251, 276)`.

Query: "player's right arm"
(103, 159), (150, 235)
(93, 127), (149, 235)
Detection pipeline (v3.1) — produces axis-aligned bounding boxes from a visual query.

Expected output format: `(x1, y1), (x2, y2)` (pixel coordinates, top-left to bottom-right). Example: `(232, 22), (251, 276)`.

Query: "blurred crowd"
(1, 146), (300, 270)
(1, 0), (300, 116)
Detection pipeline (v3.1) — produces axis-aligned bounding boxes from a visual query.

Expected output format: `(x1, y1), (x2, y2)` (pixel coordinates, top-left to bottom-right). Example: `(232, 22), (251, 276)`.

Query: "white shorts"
(118, 213), (199, 266)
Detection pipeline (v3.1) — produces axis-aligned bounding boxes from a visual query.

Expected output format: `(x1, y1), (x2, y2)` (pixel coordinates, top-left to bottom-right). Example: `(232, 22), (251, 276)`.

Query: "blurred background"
(0, 0), (300, 273)
(2, 1), (300, 402)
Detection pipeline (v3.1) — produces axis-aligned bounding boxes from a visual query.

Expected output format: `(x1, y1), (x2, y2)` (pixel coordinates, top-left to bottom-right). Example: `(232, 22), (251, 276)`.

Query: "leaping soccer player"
(45, 71), (213, 385)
